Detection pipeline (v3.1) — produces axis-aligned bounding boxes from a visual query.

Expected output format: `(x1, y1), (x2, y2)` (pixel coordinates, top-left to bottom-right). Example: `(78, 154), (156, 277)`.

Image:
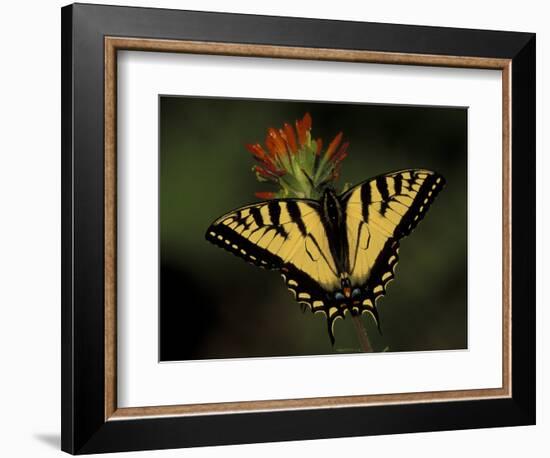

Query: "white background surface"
(0, 0), (545, 457)
(118, 52), (503, 407)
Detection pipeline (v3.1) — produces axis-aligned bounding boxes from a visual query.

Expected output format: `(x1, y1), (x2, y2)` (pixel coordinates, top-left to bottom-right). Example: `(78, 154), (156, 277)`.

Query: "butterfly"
(205, 169), (445, 344)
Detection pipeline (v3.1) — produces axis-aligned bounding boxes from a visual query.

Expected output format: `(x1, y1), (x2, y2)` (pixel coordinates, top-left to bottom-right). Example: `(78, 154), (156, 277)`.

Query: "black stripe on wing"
(376, 175), (391, 215)
(206, 221), (284, 270)
(394, 172), (446, 239)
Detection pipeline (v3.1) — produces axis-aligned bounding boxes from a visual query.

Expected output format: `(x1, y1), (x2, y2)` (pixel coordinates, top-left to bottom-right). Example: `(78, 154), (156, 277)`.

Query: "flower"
(246, 113), (350, 199)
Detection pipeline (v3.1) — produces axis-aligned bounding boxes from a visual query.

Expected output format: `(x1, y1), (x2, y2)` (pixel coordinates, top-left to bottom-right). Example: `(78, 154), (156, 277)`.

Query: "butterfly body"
(319, 188), (349, 272)
(206, 169), (445, 344)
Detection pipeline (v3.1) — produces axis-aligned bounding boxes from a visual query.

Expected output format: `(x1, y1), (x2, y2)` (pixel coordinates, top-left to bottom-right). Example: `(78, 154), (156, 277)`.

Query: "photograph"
(159, 96), (468, 361)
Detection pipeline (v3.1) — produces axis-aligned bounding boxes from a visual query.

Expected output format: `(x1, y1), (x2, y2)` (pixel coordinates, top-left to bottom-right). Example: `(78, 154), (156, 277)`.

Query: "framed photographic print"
(61, 3), (536, 454)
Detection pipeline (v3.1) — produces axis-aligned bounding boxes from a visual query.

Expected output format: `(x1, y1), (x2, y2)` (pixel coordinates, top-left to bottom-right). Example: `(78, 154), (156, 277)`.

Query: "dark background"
(159, 96), (467, 361)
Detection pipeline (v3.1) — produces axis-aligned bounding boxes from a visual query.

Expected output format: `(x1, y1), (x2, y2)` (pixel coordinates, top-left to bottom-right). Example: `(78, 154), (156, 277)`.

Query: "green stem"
(351, 315), (373, 352)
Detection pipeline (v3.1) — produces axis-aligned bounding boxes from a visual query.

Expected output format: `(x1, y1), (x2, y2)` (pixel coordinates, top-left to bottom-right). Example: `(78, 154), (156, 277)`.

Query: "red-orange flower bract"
(245, 113), (350, 200)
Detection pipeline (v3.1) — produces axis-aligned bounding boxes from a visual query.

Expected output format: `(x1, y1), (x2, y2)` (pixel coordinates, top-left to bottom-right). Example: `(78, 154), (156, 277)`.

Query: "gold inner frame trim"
(104, 36), (512, 421)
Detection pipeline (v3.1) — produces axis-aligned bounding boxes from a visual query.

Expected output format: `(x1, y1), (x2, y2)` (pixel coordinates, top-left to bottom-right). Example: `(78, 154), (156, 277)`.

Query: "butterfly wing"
(341, 169), (445, 322)
(206, 199), (342, 330)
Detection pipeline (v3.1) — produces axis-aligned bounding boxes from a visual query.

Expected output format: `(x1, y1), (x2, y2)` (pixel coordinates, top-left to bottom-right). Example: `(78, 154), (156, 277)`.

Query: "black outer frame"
(61, 3), (536, 454)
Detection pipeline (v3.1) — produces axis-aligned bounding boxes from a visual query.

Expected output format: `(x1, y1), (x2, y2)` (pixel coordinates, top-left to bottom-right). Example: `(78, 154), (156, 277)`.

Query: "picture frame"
(61, 3), (535, 454)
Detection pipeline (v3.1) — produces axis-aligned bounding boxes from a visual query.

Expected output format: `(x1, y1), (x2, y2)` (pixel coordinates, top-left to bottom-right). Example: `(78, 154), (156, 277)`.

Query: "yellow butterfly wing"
(206, 199), (341, 314)
(342, 169), (445, 322)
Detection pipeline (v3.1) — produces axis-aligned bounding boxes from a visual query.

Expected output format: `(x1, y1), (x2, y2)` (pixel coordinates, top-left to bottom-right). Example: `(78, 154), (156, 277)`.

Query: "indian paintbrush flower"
(246, 113), (350, 200)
